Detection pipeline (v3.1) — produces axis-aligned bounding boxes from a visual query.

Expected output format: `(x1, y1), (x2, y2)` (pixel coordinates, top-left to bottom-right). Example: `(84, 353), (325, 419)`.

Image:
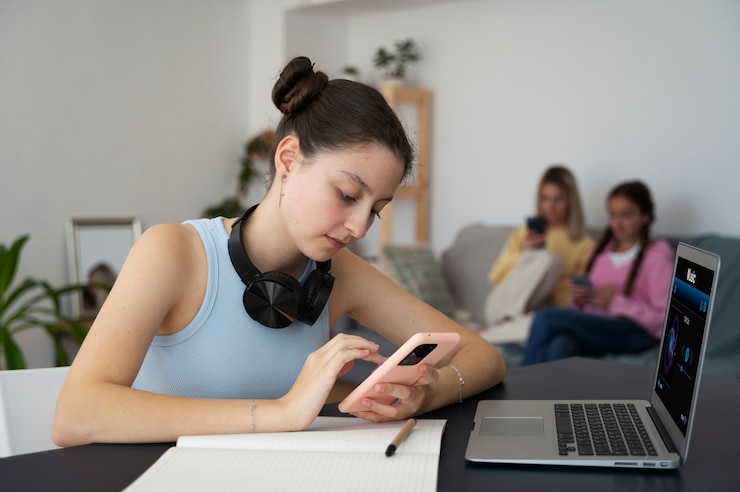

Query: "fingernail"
(361, 399), (371, 408)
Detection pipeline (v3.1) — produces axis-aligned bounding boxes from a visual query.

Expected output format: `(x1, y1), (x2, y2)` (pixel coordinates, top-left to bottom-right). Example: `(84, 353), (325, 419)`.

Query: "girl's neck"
(546, 218), (567, 228)
(612, 238), (640, 253)
(242, 203), (307, 277)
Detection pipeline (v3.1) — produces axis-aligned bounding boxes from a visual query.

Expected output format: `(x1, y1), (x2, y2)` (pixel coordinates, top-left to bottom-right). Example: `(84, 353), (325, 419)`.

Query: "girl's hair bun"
(272, 56), (329, 115)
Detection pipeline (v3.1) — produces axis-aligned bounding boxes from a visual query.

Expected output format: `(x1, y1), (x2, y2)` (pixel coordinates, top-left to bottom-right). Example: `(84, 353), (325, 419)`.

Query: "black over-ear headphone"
(228, 204), (335, 328)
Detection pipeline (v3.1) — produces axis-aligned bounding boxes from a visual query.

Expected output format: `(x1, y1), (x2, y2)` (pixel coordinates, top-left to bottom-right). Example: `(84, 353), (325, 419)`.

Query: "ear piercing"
(279, 174), (287, 206)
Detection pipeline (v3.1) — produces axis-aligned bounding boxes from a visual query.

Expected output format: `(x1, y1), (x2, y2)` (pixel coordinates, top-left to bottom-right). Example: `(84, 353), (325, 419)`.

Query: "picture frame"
(66, 217), (142, 319)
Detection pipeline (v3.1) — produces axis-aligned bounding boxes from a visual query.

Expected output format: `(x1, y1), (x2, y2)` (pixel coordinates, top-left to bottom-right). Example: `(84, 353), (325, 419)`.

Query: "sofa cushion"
(441, 224), (515, 325)
(683, 234), (740, 376)
(379, 244), (456, 317)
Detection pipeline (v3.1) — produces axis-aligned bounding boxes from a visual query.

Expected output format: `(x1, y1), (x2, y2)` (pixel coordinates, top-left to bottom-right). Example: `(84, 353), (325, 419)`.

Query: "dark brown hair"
(269, 56), (414, 182)
(586, 180), (655, 296)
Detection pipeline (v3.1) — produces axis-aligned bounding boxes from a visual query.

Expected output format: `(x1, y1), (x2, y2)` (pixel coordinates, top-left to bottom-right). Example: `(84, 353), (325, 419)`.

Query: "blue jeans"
(521, 307), (657, 365)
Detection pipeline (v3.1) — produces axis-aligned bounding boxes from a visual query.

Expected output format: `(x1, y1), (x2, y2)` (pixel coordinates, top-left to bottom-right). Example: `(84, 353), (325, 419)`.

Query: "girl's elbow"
(52, 402), (93, 448)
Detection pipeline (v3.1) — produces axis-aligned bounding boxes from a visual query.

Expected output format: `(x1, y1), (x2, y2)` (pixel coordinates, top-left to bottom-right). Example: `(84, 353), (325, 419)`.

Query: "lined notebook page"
(177, 416), (445, 455)
(125, 417), (447, 492)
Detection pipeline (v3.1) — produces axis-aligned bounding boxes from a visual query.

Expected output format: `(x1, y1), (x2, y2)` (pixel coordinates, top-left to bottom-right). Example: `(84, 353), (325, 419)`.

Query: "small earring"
(279, 174), (287, 207)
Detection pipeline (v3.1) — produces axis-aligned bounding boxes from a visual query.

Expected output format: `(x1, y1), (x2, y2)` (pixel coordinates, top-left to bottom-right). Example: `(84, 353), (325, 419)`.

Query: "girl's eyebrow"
(341, 170), (394, 202)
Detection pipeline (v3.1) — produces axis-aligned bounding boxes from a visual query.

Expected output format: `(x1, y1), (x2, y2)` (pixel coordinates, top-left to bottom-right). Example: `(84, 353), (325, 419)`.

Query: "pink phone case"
(338, 332), (461, 413)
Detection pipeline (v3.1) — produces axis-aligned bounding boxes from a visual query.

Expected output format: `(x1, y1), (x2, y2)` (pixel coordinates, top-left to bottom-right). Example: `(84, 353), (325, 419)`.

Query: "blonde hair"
(536, 165), (587, 241)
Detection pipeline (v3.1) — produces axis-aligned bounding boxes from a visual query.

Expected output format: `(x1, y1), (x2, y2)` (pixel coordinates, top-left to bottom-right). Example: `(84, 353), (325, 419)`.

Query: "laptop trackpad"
(480, 416), (544, 436)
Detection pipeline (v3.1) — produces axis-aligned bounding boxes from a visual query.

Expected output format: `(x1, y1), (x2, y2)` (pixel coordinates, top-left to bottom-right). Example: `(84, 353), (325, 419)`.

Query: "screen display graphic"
(655, 257), (714, 435)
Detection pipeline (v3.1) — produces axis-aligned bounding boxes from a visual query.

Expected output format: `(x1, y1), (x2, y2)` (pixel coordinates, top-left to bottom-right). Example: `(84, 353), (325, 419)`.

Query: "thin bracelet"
(448, 365), (465, 404)
(249, 399), (256, 433)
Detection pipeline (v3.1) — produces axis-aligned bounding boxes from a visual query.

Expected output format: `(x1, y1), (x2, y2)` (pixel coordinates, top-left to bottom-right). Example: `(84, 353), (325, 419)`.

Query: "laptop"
(465, 242), (720, 469)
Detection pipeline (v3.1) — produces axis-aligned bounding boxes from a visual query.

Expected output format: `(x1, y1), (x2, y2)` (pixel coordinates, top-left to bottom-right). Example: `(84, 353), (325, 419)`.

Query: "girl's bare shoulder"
(125, 221), (211, 276)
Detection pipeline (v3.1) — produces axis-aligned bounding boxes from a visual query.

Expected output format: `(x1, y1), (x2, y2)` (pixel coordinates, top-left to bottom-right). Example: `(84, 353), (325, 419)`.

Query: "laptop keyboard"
(554, 403), (658, 457)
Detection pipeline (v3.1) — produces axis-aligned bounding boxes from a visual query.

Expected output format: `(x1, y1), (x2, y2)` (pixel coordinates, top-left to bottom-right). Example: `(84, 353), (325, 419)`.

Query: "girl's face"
(281, 143), (405, 262)
(607, 195), (650, 245)
(537, 183), (569, 227)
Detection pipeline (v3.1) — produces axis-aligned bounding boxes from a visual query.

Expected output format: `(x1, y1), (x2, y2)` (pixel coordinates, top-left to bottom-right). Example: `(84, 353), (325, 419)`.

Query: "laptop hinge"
(647, 405), (678, 454)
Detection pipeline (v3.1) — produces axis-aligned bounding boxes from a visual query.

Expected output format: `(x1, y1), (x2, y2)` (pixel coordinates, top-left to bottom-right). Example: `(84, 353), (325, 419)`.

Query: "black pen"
(385, 418), (417, 457)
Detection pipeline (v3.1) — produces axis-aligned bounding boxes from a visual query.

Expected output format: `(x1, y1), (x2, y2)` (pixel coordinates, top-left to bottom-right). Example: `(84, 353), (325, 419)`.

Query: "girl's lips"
(326, 236), (346, 250)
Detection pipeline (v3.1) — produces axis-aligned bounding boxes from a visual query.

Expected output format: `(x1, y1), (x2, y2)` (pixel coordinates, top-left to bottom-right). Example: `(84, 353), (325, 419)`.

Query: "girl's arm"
(329, 249), (506, 420)
(53, 224), (380, 446)
(487, 227), (526, 286)
(607, 240), (675, 339)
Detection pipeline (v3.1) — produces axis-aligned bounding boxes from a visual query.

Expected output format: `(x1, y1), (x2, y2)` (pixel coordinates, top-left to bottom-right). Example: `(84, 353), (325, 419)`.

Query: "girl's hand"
(587, 285), (617, 309)
(523, 230), (546, 250)
(280, 334), (382, 430)
(569, 279), (593, 305)
(347, 363), (439, 422)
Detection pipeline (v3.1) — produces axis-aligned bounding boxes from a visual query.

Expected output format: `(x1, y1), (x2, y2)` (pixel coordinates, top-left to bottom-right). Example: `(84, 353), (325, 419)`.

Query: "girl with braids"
(53, 57), (505, 447)
(520, 180), (674, 365)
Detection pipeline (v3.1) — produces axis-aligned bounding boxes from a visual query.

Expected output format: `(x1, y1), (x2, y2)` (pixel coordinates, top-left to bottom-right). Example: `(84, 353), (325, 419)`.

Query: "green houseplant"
(0, 235), (89, 369)
(373, 38), (420, 80)
(341, 65), (360, 81)
(203, 130), (274, 218)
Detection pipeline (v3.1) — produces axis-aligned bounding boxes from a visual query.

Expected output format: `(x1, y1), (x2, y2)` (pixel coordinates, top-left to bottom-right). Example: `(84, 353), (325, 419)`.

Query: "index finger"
(362, 352), (387, 366)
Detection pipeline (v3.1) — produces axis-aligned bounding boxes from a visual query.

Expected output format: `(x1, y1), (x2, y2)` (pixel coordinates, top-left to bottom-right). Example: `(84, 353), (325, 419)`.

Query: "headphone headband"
(227, 204), (334, 328)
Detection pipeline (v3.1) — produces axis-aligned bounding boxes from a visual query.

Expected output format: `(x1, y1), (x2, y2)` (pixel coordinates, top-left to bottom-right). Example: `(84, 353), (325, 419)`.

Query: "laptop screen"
(654, 248), (716, 436)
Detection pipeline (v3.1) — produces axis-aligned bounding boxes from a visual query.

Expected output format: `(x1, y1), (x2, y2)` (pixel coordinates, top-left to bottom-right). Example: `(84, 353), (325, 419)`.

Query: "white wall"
(1, 0), (251, 275)
(0, 0), (251, 366)
(276, 0), (740, 254)
(3, 0), (739, 364)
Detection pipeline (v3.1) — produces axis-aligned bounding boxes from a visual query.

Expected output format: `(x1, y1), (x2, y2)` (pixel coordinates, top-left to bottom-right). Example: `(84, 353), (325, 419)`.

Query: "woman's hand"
(347, 363), (440, 422)
(280, 334), (382, 430)
(523, 229), (546, 250)
(586, 285), (617, 309)
(571, 280), (617, 310)
(569, 278), (593, 305)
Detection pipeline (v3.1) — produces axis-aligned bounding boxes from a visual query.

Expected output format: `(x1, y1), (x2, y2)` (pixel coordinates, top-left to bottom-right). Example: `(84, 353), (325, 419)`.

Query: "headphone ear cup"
(299, 270), (335, 325)
(243, 272), (303, 328)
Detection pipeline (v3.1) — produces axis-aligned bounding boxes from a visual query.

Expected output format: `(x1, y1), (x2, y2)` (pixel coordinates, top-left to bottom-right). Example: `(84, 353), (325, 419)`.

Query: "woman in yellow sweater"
(483, 165), (594, 326)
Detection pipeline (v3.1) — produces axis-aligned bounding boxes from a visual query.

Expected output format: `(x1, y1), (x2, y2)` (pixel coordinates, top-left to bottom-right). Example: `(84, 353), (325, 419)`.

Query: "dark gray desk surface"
(2, 357), (739, 491)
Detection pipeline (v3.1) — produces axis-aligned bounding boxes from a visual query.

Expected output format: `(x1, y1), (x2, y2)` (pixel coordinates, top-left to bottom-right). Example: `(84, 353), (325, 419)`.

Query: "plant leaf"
(0, 235), (29, 300)
(2, 328), (27, 370)
(1, 235), (92, 369)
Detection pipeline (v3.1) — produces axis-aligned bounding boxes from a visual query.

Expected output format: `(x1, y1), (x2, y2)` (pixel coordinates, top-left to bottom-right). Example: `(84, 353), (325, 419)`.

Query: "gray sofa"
(441, 224), (740, 377)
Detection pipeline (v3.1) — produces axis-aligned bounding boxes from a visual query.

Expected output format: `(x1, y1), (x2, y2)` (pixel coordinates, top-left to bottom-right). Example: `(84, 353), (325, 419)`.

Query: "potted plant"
(203, 129), (274, 218)
(373, 38), (420, 82)
(341, 65), (360, 82)
(1, 235), (89, 369)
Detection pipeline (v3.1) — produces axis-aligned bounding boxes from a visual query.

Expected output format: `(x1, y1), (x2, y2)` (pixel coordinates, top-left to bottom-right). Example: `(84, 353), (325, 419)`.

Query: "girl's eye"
(339, 191), (356, 203)
(337, 189), (381, 219)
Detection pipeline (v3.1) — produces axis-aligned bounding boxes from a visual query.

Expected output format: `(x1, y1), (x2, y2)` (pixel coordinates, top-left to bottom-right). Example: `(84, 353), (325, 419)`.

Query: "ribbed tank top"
(132, 217), (330, 399)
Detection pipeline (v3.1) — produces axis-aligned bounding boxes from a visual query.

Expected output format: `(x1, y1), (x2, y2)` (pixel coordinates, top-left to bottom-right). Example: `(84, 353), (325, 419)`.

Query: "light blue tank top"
(132, 217), (330, 399)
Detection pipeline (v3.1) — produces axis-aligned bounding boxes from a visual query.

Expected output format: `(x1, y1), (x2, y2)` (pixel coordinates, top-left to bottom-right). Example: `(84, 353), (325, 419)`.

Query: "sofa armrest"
(441, 224), (515, 326)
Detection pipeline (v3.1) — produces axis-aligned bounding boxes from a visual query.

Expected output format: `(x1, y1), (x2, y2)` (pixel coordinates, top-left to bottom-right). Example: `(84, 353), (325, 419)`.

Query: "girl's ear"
(274, 135), (301, 176)
(642, 212), (653, 227)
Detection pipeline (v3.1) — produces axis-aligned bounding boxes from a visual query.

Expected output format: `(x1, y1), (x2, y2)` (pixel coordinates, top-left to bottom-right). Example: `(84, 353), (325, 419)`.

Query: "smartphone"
(571, 275), (592, 288)
(338, 332), (461, 413)
(526, 216), (545, 234)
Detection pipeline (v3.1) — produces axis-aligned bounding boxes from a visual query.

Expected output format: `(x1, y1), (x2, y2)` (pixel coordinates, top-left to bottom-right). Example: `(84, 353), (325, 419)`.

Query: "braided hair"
(585, 180), (655, 296)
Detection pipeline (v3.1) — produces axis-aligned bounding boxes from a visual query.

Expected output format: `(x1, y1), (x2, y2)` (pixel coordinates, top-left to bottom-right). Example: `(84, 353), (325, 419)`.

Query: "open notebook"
(466, 242), (720, 469)
(125, 416), (447, 492)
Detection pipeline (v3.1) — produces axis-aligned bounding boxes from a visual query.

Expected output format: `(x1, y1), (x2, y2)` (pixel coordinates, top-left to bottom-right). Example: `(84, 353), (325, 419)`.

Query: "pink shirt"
(580, 240), (674, 339)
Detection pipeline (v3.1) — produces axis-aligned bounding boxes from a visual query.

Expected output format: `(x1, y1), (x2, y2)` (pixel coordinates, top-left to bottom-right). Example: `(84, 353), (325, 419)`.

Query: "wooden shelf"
(379, 84), (431, 245)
